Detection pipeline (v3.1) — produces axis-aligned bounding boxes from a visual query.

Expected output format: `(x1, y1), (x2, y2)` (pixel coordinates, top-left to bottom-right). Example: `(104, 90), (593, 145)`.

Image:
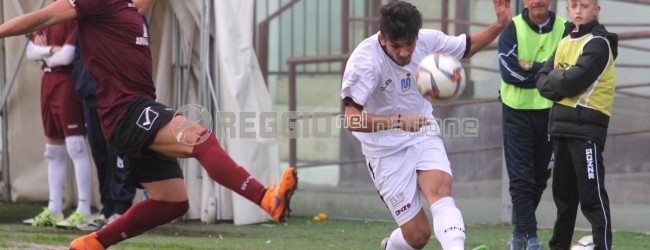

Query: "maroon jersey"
(35, 21), (77, 72)
(71, 0), (155, 139)
(37, 20), (84, 138)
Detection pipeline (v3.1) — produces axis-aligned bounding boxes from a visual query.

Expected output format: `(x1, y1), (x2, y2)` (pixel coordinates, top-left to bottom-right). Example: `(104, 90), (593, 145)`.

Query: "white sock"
(386, 228), (417, 250)
(430, 197), (466, 250)
(45, 144), (67, 216)
(65, 135), (92, 217)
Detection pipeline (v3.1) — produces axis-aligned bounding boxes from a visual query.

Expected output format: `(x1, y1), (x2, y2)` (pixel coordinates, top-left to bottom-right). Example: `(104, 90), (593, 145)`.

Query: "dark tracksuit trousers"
(502, 105), (553, 237)
(83, 97), (136, 217)
(549, 138), (611, 250)
(73, 35), (135, 218)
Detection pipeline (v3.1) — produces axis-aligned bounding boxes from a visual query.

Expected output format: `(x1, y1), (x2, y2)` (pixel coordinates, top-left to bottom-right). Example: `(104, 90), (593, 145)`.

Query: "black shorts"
(109, 96), (183, 187)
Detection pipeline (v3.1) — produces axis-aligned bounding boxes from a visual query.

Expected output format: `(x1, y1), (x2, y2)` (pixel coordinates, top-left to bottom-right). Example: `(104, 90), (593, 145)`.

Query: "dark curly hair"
(379, 0), (422, 42)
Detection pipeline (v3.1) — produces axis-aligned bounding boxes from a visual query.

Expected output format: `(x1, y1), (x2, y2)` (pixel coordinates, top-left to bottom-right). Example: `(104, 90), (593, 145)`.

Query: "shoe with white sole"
(22, 208), (64, 227)
(56, 210), (88, 229)
(76, 214), (106, 231)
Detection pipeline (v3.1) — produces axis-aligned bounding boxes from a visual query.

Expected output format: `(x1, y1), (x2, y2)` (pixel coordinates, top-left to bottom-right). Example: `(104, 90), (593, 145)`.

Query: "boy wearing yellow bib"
(536, 1), (617, 249)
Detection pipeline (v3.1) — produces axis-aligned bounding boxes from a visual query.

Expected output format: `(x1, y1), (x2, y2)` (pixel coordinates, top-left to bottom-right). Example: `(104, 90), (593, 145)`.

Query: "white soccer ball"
(172, 104), (213, 145)
(416, 53), (466, 103)
(571, 235), (595, 250)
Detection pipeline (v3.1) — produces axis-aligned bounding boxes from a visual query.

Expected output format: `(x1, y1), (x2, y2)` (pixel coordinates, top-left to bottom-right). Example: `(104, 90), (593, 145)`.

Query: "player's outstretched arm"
(0, 0), (76, 39)
(465, 0), (512, 58)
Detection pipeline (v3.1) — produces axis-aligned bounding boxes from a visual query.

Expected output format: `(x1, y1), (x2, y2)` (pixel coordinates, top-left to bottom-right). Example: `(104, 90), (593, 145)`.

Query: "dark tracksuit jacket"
(498, 8), (566, 237)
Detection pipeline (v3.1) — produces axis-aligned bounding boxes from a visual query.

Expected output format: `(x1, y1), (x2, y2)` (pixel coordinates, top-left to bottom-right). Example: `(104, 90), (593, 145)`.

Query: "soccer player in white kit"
(340, 1), (512, 249)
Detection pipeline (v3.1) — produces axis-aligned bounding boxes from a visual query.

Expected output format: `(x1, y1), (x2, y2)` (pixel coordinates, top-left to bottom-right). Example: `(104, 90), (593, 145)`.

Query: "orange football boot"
(261, 167), (298, 222)
(69, 232), (105, 250)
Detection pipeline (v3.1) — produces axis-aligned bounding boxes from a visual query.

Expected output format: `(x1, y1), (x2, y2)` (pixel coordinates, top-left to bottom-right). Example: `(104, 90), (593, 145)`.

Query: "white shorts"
(365, 137), (452, 226)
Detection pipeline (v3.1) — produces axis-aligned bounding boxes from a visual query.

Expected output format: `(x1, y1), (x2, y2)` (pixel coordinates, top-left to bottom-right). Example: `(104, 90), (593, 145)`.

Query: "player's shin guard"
(386, 228), (417, 250)
(97, 199), (188, 247)
(191, 130), (266, 204)
(430, 197), (465, 250)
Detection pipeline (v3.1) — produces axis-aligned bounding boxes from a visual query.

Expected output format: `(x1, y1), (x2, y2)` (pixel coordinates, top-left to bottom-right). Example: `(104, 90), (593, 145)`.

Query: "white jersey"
(340, 29), (467, 157)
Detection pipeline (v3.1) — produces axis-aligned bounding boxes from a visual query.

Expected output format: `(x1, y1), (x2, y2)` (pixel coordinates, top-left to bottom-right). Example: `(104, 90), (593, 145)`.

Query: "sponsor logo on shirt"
(379, 79), (392, 91)
(400, 72), (412, 94)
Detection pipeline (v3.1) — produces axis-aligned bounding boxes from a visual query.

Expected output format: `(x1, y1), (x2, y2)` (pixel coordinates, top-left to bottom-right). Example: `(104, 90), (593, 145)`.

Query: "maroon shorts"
(41, 71), (85, 139)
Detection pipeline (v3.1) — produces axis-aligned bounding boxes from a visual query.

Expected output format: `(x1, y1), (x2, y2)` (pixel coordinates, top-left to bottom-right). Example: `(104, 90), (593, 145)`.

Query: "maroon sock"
(96, 199), (188, 247)
(192, 131), (266, 204)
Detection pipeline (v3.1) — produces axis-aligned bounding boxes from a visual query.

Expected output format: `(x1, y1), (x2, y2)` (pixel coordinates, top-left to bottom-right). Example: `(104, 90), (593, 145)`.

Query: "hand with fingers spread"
(493, 0), (513, 29)
(466, 0), (513, 57)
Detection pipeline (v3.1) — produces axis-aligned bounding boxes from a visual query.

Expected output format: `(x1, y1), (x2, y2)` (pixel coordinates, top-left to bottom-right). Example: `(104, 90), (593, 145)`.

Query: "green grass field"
(1, 202), (649, 249)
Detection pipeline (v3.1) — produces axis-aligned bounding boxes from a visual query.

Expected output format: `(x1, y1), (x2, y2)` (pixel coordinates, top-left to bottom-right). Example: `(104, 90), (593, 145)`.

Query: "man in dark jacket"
(72, 33), (136, 231)
(497, 1), (566, 248)
(536, 0), (617, 249)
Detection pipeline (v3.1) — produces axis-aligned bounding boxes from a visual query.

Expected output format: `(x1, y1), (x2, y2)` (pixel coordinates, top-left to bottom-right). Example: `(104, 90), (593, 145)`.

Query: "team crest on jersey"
(347, 72), (361, 86)
(136, 106), (159, 131)
(400, 72), (412, 94)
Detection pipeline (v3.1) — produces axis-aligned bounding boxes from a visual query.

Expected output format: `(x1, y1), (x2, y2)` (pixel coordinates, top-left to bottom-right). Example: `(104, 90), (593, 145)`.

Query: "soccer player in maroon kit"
(0, 0), (297, 249)
(22, 19), (94, 229)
